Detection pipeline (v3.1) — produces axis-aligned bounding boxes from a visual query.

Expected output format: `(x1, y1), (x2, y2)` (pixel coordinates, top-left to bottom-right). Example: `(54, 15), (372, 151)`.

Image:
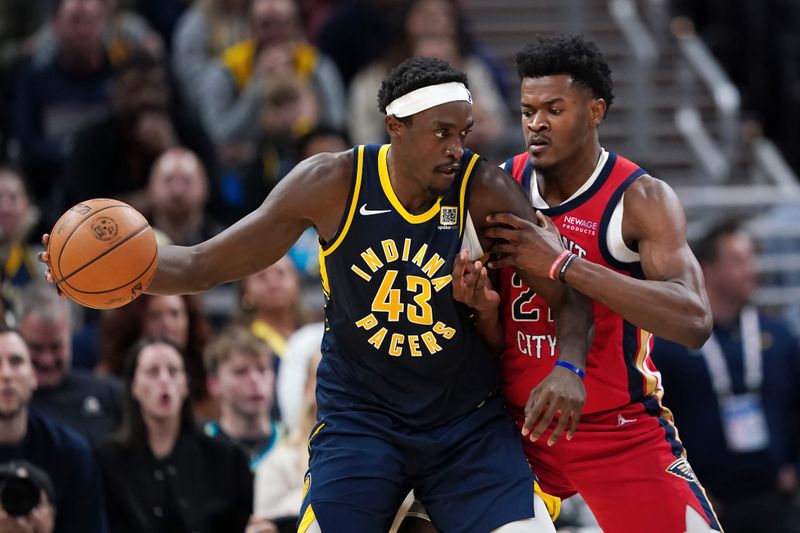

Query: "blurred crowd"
(0, 1), (797, 533)
(0, 1), (517, 531)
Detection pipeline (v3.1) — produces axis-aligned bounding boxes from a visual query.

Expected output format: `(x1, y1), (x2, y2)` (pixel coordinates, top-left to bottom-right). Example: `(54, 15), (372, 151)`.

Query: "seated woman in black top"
(95, 337), (253, 533)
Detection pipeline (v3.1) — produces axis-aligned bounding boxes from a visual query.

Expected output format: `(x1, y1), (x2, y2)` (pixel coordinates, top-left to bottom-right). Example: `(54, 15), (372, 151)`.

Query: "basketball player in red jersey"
(447, 35), (723, 533)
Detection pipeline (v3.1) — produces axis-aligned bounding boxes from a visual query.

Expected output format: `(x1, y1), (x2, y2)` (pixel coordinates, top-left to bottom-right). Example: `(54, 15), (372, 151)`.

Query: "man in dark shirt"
(0, 324), (107, 533)
(12, 0), (114, 203)
(653, 220), (800, 533)
(56, 50), (218, 219)
(19, 283), (122, 443)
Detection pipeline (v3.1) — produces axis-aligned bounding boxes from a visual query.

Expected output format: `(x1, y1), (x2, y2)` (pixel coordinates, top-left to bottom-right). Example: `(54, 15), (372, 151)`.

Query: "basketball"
(47, 198), (159, 309)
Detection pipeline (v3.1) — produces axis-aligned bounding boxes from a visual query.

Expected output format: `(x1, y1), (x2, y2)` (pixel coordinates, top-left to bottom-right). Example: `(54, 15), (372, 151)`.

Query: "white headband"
(385, 82), (472, 118)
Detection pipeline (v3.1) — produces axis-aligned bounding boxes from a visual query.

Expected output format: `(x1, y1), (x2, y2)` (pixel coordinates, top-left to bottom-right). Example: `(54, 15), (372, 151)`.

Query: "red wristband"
(548, 250), (571, 280)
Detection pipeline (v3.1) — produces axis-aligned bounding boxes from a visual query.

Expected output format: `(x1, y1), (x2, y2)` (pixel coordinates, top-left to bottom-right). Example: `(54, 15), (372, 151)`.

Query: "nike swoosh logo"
(359, 204), (392, 216)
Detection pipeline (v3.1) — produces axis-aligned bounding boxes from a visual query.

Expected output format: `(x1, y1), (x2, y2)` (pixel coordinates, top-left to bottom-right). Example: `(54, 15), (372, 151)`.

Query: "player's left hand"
(522, 364), (586, 446)
(451, 249), (500, 315)
(484, 212), (565, 277)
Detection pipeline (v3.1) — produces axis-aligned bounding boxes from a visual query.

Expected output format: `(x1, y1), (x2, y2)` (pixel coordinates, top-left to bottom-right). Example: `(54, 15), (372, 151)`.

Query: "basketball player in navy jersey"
(42, 57), (592, 532)
(411, 35), (722, 533)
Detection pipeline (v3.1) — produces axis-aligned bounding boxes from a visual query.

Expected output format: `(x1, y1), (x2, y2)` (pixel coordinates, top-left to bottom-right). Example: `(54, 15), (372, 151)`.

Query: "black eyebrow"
(521, 97), (566, 107)
(432, 120), (474, 129)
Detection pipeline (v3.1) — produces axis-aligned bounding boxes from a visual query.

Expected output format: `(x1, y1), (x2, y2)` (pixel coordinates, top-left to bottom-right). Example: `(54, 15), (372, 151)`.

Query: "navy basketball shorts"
(298, 396), (536, 532)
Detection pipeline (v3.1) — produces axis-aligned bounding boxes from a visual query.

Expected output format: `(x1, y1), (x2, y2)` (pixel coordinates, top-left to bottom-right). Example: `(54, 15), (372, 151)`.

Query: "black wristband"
(558, 253), (577, 283)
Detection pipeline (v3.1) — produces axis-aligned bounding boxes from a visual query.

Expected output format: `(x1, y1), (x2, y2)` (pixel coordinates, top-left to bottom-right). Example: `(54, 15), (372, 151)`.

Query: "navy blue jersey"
(316, 144), (499, 429)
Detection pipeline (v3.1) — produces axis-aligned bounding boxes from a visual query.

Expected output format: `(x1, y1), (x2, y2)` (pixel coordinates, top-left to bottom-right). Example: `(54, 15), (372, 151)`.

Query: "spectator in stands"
(0, 325), (107, 533)
(137, 0), (190, 49)
(12, 0), (115, 204)
(0, 459), (56, 533)
(95, 337), (252, 533)
(19, 282), (122, 443)
(316, 0), (406, 86)
(347, 0), (511, 159)
(171, 0), (250, 109)
(196, 0), (345, 149)
(203, 326), (285, 471)
(0, 167), (44, 307)
(32, 0), (165, 66)
(275, 322), (322, 432)
(0, 0), (55, 159)
(98, 294), (215, 418)
(57, 50), (217, 218)
(653, 220), (800, 533)
(295, 125), (349, 161)
(222, 74), (323, 224)
(0, 1), (55, 69)
(254, 351), (319, 522)
(239, 256), (307, 369)
(146, 147), (224, 246)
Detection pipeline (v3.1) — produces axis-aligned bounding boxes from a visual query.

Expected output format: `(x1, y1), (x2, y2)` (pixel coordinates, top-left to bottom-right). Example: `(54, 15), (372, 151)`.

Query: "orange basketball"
(48, 198), (159, 309)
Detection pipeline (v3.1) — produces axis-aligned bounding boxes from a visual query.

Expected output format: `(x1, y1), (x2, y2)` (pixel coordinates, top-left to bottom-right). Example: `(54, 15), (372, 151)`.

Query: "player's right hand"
(522, 364), (586, 446)
(484, 212), (565, 277)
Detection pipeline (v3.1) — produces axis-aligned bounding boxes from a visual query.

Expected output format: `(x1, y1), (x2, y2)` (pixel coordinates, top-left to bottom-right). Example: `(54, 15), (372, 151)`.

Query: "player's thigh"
(568, 404), (721, 533)
(300, 417), (410, 532)
(414, 397), (537, 533)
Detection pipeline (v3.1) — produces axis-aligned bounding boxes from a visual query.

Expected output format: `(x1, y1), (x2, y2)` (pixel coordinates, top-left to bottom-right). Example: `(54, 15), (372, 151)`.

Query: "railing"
(608, 0), (658, 156)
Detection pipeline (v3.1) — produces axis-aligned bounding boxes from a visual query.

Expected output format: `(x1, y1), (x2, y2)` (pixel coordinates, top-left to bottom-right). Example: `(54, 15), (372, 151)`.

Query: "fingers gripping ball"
(48, 199), (158, 309)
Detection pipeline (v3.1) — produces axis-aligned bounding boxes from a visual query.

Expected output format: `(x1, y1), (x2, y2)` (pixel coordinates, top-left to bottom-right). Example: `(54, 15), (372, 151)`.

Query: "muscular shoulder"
(622, 175), (686, 243)
(468, 162), (533, 226)
(265, 149), (354, 239)
(291, 149), (353, 191)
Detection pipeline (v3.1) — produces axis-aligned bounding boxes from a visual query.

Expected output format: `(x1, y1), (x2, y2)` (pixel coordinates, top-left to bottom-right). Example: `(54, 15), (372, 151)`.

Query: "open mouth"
(158, 393), (172, 407)
(436, 164), (461, 176)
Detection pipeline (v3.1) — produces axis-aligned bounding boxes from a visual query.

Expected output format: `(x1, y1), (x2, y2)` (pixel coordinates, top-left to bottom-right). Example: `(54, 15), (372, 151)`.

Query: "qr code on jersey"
(440, 206), (458, 226)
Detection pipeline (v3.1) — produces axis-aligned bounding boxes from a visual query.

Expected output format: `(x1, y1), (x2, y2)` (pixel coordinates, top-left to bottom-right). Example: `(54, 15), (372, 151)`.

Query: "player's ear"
(589, 98), (606, 126)
(385, 114), (404, 138)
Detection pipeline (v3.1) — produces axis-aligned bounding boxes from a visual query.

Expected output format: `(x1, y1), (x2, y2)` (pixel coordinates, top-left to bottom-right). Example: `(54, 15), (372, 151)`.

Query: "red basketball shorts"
(511, 397), (722, 533)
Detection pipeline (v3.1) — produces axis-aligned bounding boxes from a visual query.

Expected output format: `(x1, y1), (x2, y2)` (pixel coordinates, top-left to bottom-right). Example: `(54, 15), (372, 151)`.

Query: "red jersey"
(500, 151), (662, 414)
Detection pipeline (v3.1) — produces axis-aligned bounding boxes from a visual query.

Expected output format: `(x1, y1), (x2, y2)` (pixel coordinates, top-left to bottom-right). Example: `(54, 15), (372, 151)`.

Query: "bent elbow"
(684, 311), (712, 349)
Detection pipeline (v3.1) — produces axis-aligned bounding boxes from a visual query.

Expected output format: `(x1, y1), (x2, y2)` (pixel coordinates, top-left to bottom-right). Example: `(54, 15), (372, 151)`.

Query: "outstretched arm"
(486, 176), (711, 348)
(146, 151), (353, 295)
